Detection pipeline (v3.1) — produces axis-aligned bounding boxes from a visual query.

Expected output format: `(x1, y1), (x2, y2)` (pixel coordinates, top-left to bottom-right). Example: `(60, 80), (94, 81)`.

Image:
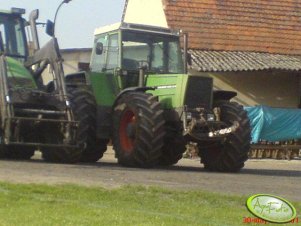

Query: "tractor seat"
(123, 58), (139, 71)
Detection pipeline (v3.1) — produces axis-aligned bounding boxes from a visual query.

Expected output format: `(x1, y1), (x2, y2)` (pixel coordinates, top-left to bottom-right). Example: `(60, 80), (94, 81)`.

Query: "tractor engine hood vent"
(184, 75), (213, 110)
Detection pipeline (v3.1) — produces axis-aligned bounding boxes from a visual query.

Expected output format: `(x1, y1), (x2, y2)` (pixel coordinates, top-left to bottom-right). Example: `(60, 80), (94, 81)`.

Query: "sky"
(0, 0), (125, 48)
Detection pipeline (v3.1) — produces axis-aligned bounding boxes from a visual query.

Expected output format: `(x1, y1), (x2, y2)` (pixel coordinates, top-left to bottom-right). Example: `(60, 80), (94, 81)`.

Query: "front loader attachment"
(0, 53), (81, 163)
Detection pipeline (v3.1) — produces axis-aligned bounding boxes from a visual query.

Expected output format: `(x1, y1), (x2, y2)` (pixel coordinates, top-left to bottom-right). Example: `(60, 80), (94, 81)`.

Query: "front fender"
(213, 90), (237, 102)
(65, 71), (88, 86)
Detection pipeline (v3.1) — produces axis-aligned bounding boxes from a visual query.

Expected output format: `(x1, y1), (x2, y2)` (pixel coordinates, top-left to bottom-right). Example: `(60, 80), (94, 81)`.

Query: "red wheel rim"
(119, 109), (136, 153)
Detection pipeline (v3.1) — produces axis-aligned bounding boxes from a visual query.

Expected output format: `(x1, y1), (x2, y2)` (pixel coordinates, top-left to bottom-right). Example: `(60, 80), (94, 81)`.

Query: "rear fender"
(112, 86), (156, 111)
(46, 72), (89, 92)
(65, 71), (88, 87)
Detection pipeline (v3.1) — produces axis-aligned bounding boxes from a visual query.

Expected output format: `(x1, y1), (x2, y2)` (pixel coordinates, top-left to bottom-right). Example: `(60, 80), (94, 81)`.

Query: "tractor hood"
(6, 57), (37, 89)
(146, 73), (213, 110)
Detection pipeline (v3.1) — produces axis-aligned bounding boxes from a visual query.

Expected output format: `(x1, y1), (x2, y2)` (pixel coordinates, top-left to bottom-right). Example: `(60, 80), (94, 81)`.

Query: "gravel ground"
(0, 147), (300, 201)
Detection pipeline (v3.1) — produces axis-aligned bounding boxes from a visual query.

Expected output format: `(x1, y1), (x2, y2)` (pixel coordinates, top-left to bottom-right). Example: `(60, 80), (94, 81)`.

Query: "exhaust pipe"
(182, 32), (189, 74)
(29, 9), (40, 51)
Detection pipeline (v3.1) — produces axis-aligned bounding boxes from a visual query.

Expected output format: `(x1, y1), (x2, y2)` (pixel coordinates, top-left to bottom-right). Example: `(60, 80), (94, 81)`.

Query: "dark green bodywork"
(89, 71), (119, 106)
(88, 71), (188, 110)
(146, 74), (188, 109)
(6, 57), (37, 89)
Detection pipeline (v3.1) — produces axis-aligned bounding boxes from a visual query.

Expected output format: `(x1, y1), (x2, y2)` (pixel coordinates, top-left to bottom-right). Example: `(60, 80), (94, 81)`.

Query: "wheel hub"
(119, 109), (136, 153)
(126, 123), (136, 139)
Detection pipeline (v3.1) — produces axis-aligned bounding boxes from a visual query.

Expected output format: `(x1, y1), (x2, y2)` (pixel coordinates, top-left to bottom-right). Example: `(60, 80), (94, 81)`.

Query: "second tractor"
(66, 22), (251, 172)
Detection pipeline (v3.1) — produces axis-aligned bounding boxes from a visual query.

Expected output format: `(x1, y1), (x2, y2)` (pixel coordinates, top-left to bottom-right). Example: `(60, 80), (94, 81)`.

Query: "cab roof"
(94, 22), (180, 37)
(0, 8), (25, 16)
(0, 9), (11, 14)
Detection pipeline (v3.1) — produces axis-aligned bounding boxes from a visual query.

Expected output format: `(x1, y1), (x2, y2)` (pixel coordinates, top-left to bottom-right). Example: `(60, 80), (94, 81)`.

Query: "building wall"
(190, 70), (300, 108)
(61, 50), (91, 75)
(41, 49), (91, 84)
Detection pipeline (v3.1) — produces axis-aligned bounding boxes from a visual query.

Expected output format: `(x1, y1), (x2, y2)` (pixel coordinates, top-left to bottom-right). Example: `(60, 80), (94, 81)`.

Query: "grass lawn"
(0, 182), (299, 226)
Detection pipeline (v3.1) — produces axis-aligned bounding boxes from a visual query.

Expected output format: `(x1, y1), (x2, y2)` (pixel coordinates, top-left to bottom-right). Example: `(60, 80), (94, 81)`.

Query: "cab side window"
(90, 33), (119, 72)
(90, 34), (107, 72)
(106, 33), (119, 70)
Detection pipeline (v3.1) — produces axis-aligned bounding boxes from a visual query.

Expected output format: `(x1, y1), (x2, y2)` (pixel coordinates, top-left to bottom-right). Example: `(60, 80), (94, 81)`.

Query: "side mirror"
(46, 20), (55, 37)
(95, 42), (104, 55)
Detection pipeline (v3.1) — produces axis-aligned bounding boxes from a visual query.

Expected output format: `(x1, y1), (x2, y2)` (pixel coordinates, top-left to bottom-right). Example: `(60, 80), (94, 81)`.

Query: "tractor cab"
(0, 8), (36, 89)
(91, 22), (184, 88)
(0, 8), (28, 60)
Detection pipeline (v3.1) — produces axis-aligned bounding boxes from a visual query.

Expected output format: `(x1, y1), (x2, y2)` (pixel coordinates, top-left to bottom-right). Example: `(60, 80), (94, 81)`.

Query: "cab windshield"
(122, 30), (184, 74)
(0, 14), (27, 59)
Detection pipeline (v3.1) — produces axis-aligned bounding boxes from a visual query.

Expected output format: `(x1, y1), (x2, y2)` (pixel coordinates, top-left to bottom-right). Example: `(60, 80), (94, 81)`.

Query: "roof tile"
(163, 0), (301, 55)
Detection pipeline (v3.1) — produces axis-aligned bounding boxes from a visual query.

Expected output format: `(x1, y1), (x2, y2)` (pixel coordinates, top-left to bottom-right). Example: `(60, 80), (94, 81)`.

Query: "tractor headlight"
(6, 95), (11, 103)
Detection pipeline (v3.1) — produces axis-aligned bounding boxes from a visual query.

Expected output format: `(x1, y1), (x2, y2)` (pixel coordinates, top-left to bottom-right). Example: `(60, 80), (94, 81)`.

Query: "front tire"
(198, 101), (251, 172)
(1, 131), (34, 160)
(41, 124), (82, 164)
(0, 130), (6, 158)
(159, 122), (186, 166)
(113, 92), (165, 167)
(4, 146), (35, 160)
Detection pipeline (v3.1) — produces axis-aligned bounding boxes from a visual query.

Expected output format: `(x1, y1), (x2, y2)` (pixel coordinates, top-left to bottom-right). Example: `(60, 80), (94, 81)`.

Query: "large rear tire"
(68, 88), (108, 162)
(113, 92), (165, 167)
(159, 122), (186, 166)
(198, 101), (251, 172)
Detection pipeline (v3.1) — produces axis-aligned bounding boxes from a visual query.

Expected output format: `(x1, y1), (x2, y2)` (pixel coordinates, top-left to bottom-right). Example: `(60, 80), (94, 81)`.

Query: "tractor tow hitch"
(182, 106), (240, 141)
(208, 121), (239, 137)
(183, 116), (239, 140)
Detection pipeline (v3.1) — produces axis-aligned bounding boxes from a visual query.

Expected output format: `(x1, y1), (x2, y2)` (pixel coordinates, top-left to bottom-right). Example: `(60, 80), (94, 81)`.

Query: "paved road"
(0, 147), (300, 201)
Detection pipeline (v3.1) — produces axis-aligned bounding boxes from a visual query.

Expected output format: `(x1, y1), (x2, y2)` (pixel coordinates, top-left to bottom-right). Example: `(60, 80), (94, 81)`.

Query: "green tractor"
(67, 22), (251, 171)
(0, 3), (84, 163)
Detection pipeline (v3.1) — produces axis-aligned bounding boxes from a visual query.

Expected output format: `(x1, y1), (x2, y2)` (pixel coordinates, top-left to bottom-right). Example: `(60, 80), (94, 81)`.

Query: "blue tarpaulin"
(244, 105), (301, 143)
